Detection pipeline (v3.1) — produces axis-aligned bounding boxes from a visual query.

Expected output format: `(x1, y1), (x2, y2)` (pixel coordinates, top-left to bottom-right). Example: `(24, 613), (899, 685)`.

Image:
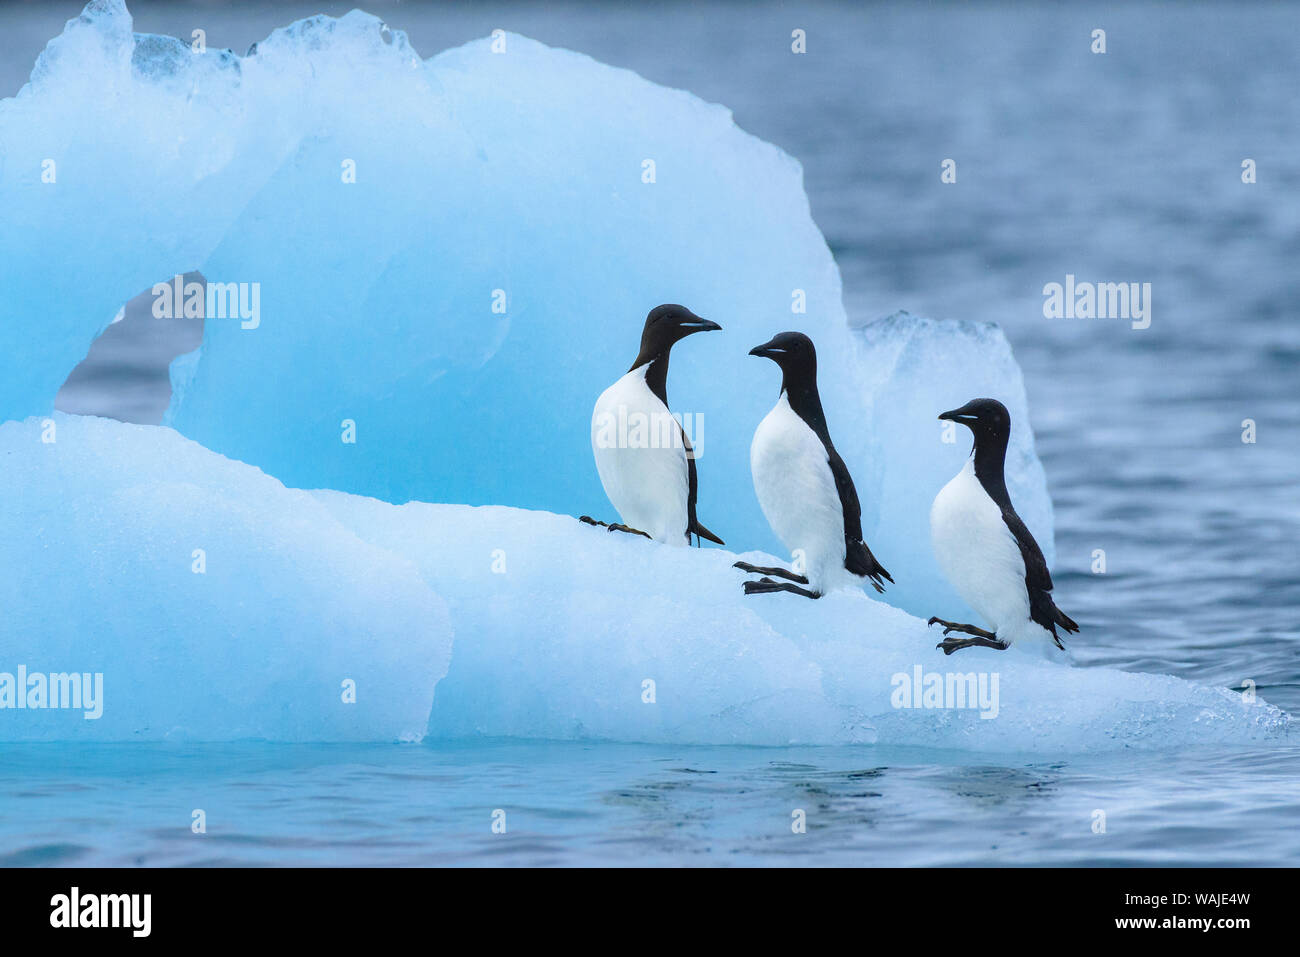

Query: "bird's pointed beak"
(749, 337), (781, 358)
(939, 405), (977, 423)
(938, 409), (958, 421)
(680, 317), (721, 333)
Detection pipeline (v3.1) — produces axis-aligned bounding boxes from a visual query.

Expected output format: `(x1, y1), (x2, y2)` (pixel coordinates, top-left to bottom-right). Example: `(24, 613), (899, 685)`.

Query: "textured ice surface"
(849, 311), (1053, 618)
(3, 5), (1280, 750)
(316, 491), (1288, 753)
(0, 415), (450, 742)
(0, 416), (1287, 748)
(0, 2), (1054, 595)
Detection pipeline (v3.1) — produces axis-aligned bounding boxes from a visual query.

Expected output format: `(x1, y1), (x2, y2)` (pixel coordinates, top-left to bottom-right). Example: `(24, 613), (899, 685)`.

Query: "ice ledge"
(0, 415), (1286, 750)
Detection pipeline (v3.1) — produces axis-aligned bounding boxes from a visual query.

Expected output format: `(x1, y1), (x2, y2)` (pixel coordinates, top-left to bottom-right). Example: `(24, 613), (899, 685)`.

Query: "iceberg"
(318, 492), (1287, 751)
(0, 415), (450, 742)
(1, 5), (1285, 752)
(0, 2), (1051, 598)
(0, 416), (1287, 750)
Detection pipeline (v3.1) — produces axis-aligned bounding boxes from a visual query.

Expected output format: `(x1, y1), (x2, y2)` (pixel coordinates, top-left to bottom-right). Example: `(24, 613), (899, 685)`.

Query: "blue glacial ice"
(0, 415), (450, 742)
(0, 4), (1290, 749)
(0, 416), (1287, 749)
(0, 0), (1052, 575)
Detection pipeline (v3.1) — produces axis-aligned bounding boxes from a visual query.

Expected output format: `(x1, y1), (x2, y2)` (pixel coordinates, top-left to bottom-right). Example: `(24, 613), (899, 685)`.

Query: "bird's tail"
(691, 521), (724, 546)
(1055, 606), (1080, 634)
(866, 562), (892, 594)
(1045, 604), (1079, 650)
(848, 540), (893, 593)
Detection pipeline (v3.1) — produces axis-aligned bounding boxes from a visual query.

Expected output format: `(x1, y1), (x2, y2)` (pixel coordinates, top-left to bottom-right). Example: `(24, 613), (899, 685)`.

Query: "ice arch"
(54, 274), (204, 424)
(0, 1), (1052, 617)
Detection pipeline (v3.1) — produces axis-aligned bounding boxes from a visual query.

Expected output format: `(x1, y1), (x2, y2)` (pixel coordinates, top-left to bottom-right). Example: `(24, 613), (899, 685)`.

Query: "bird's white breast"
(590, 366), (689, 545)
(930, 460), (1029, 633)
(750, 393), (848, 589)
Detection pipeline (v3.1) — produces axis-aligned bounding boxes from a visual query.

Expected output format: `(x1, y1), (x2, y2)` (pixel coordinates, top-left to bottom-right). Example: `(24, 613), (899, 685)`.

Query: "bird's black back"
(973, 441), (1078, 648)
(783, 376), (892, 593)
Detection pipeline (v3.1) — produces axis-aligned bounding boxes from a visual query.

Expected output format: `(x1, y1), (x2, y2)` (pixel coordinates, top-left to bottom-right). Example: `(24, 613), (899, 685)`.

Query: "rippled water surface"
(3, 1), (1297, 866)
(2, 741), (1298, 867)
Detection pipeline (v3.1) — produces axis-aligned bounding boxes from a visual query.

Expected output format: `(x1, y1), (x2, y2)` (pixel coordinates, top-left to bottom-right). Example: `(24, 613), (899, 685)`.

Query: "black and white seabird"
(579, 304), (725, 546)
(929, 398), (1079, 654)
(736, 332), (892, 598)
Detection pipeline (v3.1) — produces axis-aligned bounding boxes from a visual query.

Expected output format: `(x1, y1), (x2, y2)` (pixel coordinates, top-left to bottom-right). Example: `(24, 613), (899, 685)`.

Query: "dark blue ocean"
(3, 1), (1298, 866)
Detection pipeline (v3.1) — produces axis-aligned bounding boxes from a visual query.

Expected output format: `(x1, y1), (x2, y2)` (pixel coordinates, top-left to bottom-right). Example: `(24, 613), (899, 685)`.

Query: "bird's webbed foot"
(935, 635), (1010, 655)
(578, 516), (651, 539)
(926, 618), (1008, 654)
(926, 617), (997, 639)
(607, 523), (652, 539)
(742, 576), (821, 599)
(732, 561), (809, 584)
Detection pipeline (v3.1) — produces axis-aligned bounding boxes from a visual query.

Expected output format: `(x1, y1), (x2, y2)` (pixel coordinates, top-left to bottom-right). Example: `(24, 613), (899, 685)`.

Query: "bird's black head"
(632, 304), (720, 367)
(749, 331), (817, 387)
(939, 398), (1011, 445)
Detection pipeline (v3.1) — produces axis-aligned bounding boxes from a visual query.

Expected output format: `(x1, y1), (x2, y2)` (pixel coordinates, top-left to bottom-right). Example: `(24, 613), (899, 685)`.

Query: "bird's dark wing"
(680, 421), (723, 546)
(826, 446), (892, 592)
(1000, 508), (1078, 649)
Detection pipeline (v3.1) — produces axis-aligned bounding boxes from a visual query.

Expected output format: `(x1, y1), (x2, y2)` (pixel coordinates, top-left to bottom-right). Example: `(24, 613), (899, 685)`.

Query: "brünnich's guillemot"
(737, 331), (892, 599)
(580, 304), (724, 546)
(929, 397), (1078, 653)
